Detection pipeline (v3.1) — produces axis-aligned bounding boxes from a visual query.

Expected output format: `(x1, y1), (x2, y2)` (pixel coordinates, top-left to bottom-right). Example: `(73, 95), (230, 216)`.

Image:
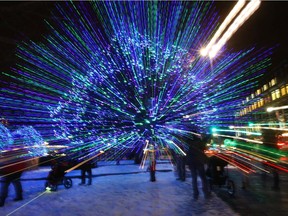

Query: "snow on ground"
(0, 160), (239, 216)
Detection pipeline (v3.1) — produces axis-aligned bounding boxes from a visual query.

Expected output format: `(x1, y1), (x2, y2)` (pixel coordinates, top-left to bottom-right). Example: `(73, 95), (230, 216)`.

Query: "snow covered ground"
(0, 160), (239, 216)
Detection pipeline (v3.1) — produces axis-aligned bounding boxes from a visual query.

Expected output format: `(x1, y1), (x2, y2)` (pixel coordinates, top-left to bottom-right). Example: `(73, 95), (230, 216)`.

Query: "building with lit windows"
(235, 59), (288, 149)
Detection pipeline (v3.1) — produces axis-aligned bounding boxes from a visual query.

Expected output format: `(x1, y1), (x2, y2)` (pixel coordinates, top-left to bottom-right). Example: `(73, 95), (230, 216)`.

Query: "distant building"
(235, 59), (288, 150)
(236, 60), (288, 124)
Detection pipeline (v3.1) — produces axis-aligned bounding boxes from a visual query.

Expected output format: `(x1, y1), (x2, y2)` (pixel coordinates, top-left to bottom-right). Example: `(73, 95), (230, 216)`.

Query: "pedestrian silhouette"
(0, 147), (27, 207)
(186, 134), (210, 200)
(175, 145), (186, 181)
(78, 149), (93, 186)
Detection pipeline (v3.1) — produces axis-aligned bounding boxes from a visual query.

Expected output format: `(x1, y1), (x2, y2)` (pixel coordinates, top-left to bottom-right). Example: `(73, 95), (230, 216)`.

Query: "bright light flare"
(201, 0), (261, 59)
(200, 0), (246, 57)
(209, 0), (261, 58)
(267, 105), (288, 112)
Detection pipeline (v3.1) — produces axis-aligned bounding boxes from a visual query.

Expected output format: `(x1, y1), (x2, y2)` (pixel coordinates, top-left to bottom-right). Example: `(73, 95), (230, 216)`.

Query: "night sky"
(0, 1), (287, 77)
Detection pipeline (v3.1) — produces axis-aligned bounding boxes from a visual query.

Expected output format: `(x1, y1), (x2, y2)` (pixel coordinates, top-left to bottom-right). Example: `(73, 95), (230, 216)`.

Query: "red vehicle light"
(277, 142), (285, 146)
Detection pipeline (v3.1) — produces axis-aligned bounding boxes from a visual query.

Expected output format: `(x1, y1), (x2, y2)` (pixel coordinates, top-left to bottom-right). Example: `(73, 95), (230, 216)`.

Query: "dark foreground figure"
(0, 149), (27, 207)
(186, 134), (211, 200)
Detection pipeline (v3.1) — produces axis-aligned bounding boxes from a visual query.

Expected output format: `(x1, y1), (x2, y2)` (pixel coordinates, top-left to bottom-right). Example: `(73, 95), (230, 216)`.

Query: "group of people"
(0, 149), (94, 207)
(1, 133), (211, 207)
(145, 132), (212, 200)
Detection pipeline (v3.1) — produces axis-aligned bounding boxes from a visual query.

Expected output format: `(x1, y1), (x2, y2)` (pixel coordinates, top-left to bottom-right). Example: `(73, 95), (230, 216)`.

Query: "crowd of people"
(0, 131), (217, 207)
(173, 133), (212, 200)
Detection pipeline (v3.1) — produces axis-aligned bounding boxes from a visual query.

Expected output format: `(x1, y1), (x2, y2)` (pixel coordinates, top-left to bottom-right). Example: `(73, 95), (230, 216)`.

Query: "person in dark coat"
(176, 146), (186, 181)
(186, 134), (210, 200)
(147, 143), (157, 182)
(79, 161), (93, 186)
(0, 148), (27, 207)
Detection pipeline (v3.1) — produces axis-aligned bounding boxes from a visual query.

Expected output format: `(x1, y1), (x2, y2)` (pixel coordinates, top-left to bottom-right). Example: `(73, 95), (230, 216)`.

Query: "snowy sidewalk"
(1, 160), (239, 216)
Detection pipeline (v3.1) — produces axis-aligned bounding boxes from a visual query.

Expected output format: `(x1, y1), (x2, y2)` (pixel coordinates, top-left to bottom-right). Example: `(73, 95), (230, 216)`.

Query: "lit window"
(251, 93), (254, 99)
(244, 108), (247, 114)
(271, 78), (276, 86)
(263, 84), (268, 91)
(275, 89), (280, 99)
(256, 89), (261, 95)
(271, 91), (276, 100)
(281, 86), (286, 96)
(259, 98), (264, 106)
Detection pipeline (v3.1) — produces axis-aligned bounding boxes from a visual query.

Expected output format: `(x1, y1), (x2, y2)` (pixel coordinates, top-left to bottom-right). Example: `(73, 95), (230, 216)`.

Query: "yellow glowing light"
(65, 151), (104, 173)
(200, 0), (246, 57)
(200, 0), (261, 59)
(209, 0), (261, 58)
(46, 187), (52, 191)
(267, 107), (274, 112)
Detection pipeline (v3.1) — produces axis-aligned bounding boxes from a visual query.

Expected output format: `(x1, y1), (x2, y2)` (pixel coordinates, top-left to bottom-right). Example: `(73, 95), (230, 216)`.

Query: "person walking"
(145, 142), (157, 182)
(176, 146), (186, 181)
(79, 161), (93, 186)
(186, 133), (210, 200)
(0, 148), (27, 207)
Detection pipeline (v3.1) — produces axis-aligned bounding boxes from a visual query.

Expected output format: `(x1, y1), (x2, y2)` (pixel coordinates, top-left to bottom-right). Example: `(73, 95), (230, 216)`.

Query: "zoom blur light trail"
(201, 0), (261, 58)
(212, 127), (262, 136)
(200, 0), (246, 56)
(0, 1), (273, 160)
(267, 105), (288, 112)
(229, 150), (270, 173)
(209, 0), (261, 58)
(215, 153), (252, 174)
(213, 134), (263, 144)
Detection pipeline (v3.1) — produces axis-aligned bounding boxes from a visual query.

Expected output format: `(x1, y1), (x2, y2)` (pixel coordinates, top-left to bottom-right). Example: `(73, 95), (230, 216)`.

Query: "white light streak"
(209, 0), (261, 58)
(267, 105), (288, 112)
(214, 133), (263, 144)
(200, 0), (261, 59)
(200, 0), (246, 56)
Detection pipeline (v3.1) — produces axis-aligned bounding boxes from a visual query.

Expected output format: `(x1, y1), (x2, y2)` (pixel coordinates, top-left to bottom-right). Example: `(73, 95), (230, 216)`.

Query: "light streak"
(0, 157), (40, 178)
(168, 140), (187, 156)
(140, 140), (150, 169)
(214, 153), (251, 174)
(212, 128), (262, 136)
(267, 105), (288, 112)
(213, 133), (263, 144)
(6, 190), (49, 216)
(65, 151), (104, 173)
(264, 161), (288, 173)
(200, 0), (246, 56)
(229, 150), (270, 173)
(256, 127), (288, 131)
(0, 1), (272, 162)
(183, 108), (216, 118)
(209, 0), (261, 58)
